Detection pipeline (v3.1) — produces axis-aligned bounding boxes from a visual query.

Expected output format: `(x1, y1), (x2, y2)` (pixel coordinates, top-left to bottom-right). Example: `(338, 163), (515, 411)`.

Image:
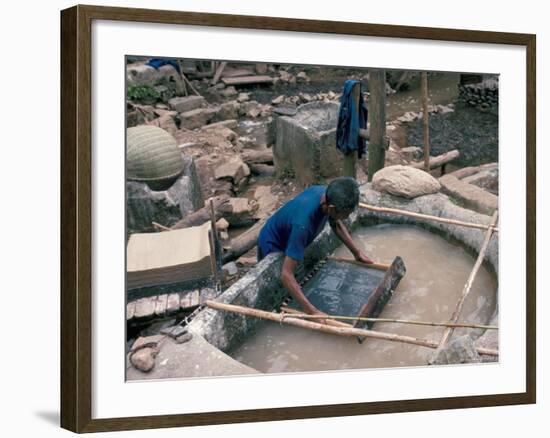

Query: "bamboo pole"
(280, 307), (497, 330)
(436, 211), (499, 349)
(328, 256), (390, 271)
(151, 221), (170, 231)
(359, 202), (499, 233)
(421, 72), (430, 171)
(206, 300), (499, 356)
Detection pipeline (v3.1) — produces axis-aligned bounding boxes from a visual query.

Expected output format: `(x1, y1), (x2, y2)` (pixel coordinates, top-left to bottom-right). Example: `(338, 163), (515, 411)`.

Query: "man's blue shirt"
(257, 185), (328, 262)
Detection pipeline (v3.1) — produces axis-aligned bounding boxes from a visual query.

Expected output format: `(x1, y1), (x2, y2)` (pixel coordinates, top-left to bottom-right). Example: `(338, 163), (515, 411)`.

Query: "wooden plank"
(221, 67), (255, 78)
(353, 256), (406, 342)
(211, 61), (227, 85)
(221, 75), (273, 86)
(367, 69), (387, 181)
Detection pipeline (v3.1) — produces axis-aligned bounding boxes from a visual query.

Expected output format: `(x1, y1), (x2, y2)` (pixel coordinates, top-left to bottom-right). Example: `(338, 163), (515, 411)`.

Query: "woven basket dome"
(127, 126), (184, 190)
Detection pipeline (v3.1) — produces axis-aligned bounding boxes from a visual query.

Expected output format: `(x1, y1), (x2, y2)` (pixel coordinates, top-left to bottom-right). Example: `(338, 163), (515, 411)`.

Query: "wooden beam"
(327, 256), (390, 271)
(359, 202), (498, 233)
(367, 69), (387, 181)
(410, 149), (459, 170)
(421, 72), (431, 171)
(211, 61), (227, 85)
(221, 75), (273, 86)
(343, 83), (359, 178)
(353, 256), (406, 342)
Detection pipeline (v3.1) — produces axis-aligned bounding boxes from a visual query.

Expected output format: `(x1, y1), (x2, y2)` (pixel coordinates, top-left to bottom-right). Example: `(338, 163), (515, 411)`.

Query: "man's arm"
(281, 256), (325, 315)
(330, 219), (373, 264)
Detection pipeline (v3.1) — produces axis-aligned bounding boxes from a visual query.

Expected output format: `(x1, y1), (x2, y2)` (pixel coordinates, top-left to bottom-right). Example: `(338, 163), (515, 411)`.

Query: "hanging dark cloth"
(336, 79), (368, 158)
(146, 58), (181, 73)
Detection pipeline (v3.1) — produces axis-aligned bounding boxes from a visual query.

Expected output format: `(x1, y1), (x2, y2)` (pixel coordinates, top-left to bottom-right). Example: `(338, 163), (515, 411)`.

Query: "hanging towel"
(336, 79), (368, 158)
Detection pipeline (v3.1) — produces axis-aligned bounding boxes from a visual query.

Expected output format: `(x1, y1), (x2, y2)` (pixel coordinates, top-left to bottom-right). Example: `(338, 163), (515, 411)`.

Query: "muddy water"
(230, 225), (497, 373)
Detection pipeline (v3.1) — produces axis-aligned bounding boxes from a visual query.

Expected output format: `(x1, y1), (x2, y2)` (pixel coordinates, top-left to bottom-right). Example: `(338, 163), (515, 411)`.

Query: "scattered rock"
(222, 261), (239, 278)
(160, 325), (188, 339)
(179, 108), (217, 130)
(253, 185), (279, 219)
(126, 64), (161, 87)
(221, 86), (238, 97)
(237, 93), (251, 103)
(215, 101), (240, 121)
(219, 197), (258, 225)
(214, 157), (251, 184)
(429, 335), (481, 365)
(147, 113), (178, 136)
(400, 146), (423, 161)
(168, 96), (205, 113)
(271, 95), (285, 105)
(131, 335), (164, 352)
(372, 165), (441, 199)
(236, 255), (257, 267)
(216, 218), (230, 230)
(175, 332), (193, 344)
(130, 347), (158, 372)
(279, 70), (295, 83)
(296, 71), (310, 83)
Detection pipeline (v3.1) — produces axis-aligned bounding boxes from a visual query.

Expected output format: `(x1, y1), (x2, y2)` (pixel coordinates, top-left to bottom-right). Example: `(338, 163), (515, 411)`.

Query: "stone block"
(168, 96), (205, 113)
(372, 165), (441, 199)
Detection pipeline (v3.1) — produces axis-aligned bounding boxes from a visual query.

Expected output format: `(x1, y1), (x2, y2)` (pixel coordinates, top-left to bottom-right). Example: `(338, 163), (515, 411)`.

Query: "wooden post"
(206, 300), (499, 356)
(342, 83), (359, 178)
(421, 72), (430, 171)
(208, 200), (220, 289)
(367, 69), (387, 181)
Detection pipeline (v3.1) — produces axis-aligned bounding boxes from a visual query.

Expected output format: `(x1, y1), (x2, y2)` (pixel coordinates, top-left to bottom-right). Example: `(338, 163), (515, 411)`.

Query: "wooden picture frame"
(60, 4), (536, 433)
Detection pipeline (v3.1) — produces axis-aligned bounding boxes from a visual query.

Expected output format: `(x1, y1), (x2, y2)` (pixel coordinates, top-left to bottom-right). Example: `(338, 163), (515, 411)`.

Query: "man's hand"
(354, 251), (374, 265)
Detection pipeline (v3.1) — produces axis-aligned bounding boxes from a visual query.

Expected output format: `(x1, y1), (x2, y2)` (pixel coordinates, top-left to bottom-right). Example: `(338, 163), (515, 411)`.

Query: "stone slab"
(126, 333), (260, 380)
(439, 174), (498, 215)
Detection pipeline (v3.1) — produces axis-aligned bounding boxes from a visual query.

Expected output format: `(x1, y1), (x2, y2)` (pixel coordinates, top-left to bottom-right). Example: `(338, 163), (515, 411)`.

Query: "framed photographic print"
(60, 4), (536, 433)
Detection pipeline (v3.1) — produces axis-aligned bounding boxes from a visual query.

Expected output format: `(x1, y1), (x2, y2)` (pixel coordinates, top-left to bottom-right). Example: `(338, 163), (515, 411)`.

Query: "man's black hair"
(325, 177), (360, 212)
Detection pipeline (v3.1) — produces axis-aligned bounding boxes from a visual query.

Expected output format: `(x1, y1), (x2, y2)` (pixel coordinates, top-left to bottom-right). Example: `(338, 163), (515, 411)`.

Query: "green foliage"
(127, 84), (160, 102)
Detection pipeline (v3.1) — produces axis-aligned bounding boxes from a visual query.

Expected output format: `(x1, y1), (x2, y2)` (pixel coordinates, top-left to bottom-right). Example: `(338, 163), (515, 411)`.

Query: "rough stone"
(126, 64), (161, 87)
(296, 71), (310, 83)
(221, 86), (238, 97)
(160, 325), (188, 339)
(273, 101), (343, 185)
(175, 332), (194, 344)
(168, 96), (205, 113)
(237, 93), (250, 103)
(214, 158), (250, 184)
(439, 174), (498, 215)
(216, 218), (230, 230)
(219, 197), (258, 226)
(130, 347), (157, 372)
(400, 146), (423, 161)
(372, 165), (441, 199)
(179, 108), (218, 130)
(253, 185), (279, 219)
(215, 101), (241, 121)
(126, 157), (204, 234)
(222, 261), (239, 277)
(272, 95), (285, 105)
(148, 113), (178, 136)
(131, 335), (164, 352)
(462, 168), (499, 194)
(279, 70), (295, 83)
(429, 335), (481, 365)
